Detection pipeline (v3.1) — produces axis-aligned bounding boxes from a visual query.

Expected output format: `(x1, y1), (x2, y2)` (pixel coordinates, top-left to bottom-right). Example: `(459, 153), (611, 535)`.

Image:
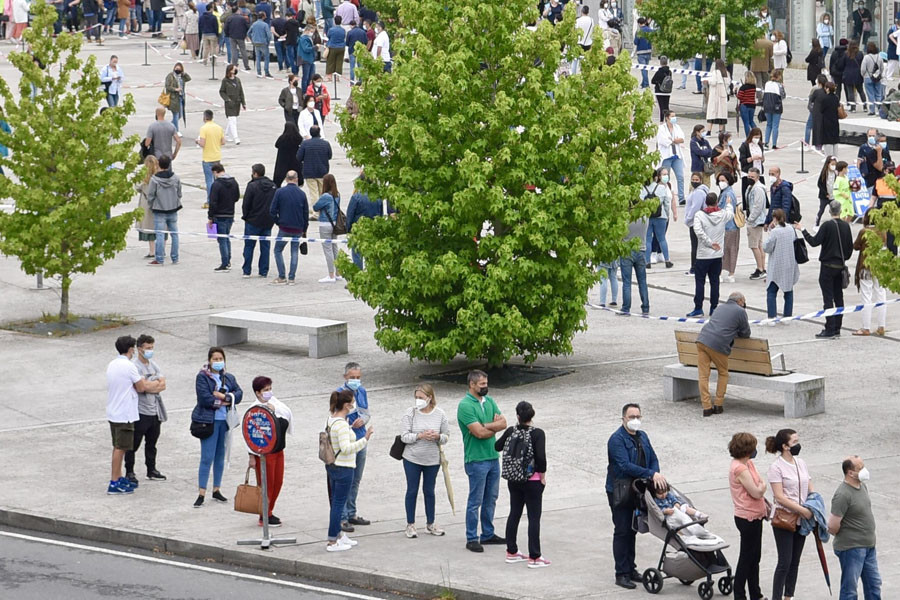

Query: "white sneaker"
(318, 276), (337, 283)
(405, 524), (418, 538)
(725, 275), (735, 283)
(326, 541), (351, 552)
(528, 556), (552, 568)
(650, 253), (659, 264)
(339, 533), (358, 546)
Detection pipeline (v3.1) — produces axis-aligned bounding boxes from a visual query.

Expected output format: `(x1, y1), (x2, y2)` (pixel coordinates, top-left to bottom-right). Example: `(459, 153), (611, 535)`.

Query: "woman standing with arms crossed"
(192, 347), (243, 508)
(399, 384), (449, 539)
(766, 429), (814, 600)
(728, 433), (767, 600)
(326, 389), (373, 551)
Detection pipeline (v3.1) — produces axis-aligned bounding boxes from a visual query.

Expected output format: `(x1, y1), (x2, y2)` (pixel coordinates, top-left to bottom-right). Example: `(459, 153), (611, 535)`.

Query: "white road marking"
(0, 530), (385, 600)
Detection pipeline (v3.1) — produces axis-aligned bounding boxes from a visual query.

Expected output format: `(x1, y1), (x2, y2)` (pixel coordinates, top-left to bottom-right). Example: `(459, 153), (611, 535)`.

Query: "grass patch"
(1, 313), (133, 337)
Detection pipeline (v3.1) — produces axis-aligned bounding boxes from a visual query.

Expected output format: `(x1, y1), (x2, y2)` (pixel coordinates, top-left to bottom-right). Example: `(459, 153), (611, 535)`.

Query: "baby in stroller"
(653, 484), (718, 541)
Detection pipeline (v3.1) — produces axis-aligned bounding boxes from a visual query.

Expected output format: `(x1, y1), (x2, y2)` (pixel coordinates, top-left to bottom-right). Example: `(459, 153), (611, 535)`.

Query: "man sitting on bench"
(695, 291), (751, 417)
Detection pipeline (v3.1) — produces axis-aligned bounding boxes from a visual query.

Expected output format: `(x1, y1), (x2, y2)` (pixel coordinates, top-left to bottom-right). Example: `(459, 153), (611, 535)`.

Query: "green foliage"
(865, 175), (900, 292)
(338, 0), (658, 366)
(639, 0), (765, 65)
(0, 1), (142, 321)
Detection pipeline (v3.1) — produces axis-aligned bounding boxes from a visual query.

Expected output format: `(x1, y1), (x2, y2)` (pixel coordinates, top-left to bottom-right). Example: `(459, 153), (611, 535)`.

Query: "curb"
(0, 508), (514, 600)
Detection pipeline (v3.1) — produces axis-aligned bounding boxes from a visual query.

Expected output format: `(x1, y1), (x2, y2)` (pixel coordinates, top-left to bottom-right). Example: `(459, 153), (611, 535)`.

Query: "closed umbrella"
(439, 447), (455, 515)
(815, 535), (833, 595)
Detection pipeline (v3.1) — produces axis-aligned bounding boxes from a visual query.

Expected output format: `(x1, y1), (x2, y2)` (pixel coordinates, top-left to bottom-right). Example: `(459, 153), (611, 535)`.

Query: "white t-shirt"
(106, 355), (141, 423)
(372, 30), (390, 62)
(576, 15), (594, 46)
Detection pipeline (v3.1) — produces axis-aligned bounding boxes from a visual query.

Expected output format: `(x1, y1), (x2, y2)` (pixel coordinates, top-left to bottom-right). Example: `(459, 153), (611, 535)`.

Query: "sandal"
(876, 327), (886, 336)
(852, 329), (871, 336)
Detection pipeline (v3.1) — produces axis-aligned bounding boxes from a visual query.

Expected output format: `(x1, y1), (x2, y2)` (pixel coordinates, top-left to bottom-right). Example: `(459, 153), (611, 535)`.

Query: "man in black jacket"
(208, 162), (241, 272)
(797, 200), (854, 338)
(297, 125), (332, 205)
(284, 10), (301, 75)
(241, 163), (277, 278)
(224, 8), (251, 71)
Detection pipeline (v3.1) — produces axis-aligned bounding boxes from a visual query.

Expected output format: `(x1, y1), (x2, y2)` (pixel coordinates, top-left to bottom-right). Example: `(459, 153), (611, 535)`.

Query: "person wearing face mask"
(739, 126), (765, 209)
(887, 18), (900, 80)
(298, 24), (317, 93)
(164, 62), (192, 133)
(278, 73), (303, 125)
(246, 376), (292, 528)
(817, 13), (834, 59)
(829, 455), (881, 599)
(218, 64), (246, 146)
(125, 334), (168, 485)
(857, 128), (891, 192)
(399, 384), (450, 539)
(657, 110), (686, 205)
(717, 172), (740, 283)
(606, 403), (665, 589)
(694, 290), (750, 413)
(458, 370), (508, 553)
(745, 167), (769, 279)
(192, 346), (243, 508)
(763, 208), (799, 324)
(684, 172), (709, 276)
(689, 124), (713, 187)
(765, 167), (793, 228)
(644, 167), (675, 269)
(371, 20), (391, 72)
(299, 93), (325, 140)
(762, 69), (786, 150)
(772, 30), (787, 71)
(711, 132), (739, 180)
(852, 0), (873, 47)
(334, 362), (371, 532)
(816, 156), (838, 228)
(305, 73), (331, 122)
(736, 72), (758, 136)
(757, 7), (773, 34)
(728, 433), (768, 600)
(765, 429), (814, 600)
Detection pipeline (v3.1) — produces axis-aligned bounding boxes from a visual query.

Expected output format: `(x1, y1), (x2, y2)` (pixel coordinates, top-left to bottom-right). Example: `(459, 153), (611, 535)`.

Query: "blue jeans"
(637, 52), (650, 88)
(694, 257), (722, 312)
(274, 40), (285, 70)
(326, 465), (354, 541)
(864, 79), (884, 117)
(148, 8), (162, 32)
(300, 61), (315, 96)
(464, 459), (500, 543)
(739, 104), (756, 137)
(660, 155), (685, 204)
(254, 43), (270, 75)
(153, 211), (179, 263)
(118, 17), (127, 35)
(106, 93), (119, 107)
(352, 249), (364, 270)
(285, 44), (297, 74)
(171, 100), (183, 132)
(349, 52), (358, 81)
(620, 250), (649, 314)
(765, 112), (781, 147)
(103, 8), (116, 30)
(324, 17), (333, 32)
(214, 217), (233, 267)
(273, 229), (301, 280)
(226, 36), (234, 63)
(645, 217), (669, 261)
(198, 419), (227, 490)
(242, 223), (271, 276)
(202, 161), (215, 202)
(805, 112), (813, 144)
(403, 459), (440, 524)
(694, 57), (712, 92)
(767, 281), (793, 318)
(835, 546), (882, 600)
(598, 260), (618, 305)
(341, 446), (366, 521)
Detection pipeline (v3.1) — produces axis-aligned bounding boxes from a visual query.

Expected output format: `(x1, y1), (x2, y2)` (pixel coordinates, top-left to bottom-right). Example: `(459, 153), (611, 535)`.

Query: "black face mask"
(750, 449), (758, 459)
(789, 443), (802, 456)
(478, 386), (489, 397)
(175, 70), (183, 75)
(691, 181), (701, 189)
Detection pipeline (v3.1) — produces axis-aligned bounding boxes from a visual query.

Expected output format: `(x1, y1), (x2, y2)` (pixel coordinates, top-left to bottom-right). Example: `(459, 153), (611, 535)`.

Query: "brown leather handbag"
(234, 466), (262, 515)
(771, 460), (802, 531)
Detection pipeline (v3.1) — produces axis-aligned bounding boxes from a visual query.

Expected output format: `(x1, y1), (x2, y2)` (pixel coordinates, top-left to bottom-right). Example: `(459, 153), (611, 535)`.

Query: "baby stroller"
(632, 479), (733, 599)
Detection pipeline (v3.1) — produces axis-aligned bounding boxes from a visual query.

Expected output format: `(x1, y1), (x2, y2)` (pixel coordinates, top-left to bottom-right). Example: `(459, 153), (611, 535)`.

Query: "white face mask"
(307, 102), (315, 109)
(718, 181), (728, 190)
(824, 19), (829, 24)
(415, 397), (428, 410)
(829, 164), (837, 171)
(858, 467), (871, 482)
(626, 418), (642, 432)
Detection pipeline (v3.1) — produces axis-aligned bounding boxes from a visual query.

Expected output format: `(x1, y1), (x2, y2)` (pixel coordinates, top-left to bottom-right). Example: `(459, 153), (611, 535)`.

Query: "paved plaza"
(0, 30), (898, 600)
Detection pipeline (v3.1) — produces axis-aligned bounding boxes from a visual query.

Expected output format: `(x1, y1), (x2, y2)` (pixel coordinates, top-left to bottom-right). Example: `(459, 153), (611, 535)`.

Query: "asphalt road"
(0, 528), (405, 600)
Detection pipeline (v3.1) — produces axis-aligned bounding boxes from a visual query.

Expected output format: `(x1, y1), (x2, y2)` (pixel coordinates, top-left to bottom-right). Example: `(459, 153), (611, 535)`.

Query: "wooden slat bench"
(208, 310), (348, 359)
(663, 331), (825, 418)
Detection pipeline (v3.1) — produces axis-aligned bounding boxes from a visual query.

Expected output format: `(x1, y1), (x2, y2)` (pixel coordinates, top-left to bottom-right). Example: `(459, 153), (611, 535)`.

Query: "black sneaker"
(466, 541), (484, 553)
(646, 263), (652, 269)
(125, 471), (139, 486)
(748, 269), (762, 280)
(615, 575), (637, 589)
(348, 516), (370, 525)
(703, 408), (714, 417)
(629, 570), (642, 581)
(713, 405), (724, 414)
(481, 534), (506, 545)
(193, 495), (204, 508)
(212, 490), (228, 503)
(341, 521), (355, 532)
(268, 515), (282, 527)
(147, 469), (167, 481)
(213, 265), (230, 272)
(665, 261), (674, 268)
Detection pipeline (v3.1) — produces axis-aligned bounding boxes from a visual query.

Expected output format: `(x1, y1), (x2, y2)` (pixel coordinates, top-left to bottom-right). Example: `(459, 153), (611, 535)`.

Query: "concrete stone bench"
(208, 310), (348, 359)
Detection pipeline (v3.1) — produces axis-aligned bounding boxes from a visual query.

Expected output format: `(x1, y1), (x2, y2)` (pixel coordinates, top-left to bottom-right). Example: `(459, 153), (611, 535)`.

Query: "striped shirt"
(736, 84), (757, 107)
(328, 416), (367, 468)
(399, 407), (450, 466)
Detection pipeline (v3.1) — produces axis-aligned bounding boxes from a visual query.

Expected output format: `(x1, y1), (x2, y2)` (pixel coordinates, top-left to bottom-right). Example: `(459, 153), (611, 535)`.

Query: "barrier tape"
(137, 227), (350, 243)
(588, 298), (900, 325)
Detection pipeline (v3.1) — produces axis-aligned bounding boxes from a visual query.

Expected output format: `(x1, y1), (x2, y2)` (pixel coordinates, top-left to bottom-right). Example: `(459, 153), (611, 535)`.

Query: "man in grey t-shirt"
(144, 107), (182, 161)
(828, 455), (881, 599)
(124, 334), (168, 484)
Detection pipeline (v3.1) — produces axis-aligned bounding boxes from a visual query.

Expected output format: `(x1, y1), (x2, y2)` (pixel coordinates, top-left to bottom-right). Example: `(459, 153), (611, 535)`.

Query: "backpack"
(644, 184), (662, 218)
(501, 426), (535, 483)
(318, 418), (342, 464)
(659, 74), (673, 94)
(327, 197), (348, 235)
(789, 193), (802, 223)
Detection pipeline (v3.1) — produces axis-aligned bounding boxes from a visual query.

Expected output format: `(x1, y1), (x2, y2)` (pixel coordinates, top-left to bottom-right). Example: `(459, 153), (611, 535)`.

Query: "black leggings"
(733, 517), (764, 600)
(505, 480), (544, 559)
(816, 194), (830, 226)
(772, 526), (806, 599)
(656, 94), (670, 122)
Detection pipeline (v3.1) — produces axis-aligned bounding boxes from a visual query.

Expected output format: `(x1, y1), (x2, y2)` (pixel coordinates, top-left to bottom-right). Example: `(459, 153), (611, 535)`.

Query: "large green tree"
(338, 0), (659, 366)
(639, 0), (765, 65)
(865, 175), (900, 292)
(0, 1), (142, 322)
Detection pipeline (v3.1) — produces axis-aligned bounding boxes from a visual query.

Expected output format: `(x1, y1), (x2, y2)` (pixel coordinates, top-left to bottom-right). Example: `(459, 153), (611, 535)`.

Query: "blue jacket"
(313, 192), (340, 222)
(255, 1), (272, 22)
(192, 368), (243, 424)
(606, 426), (660, 493)
(198, 11), (219, 35)
(298, 35), (316, 64)
(248, 19), (272, 45)
(326, 25), (346, 48)
(799, 491), (831, 543)
(684, 184), (709, 227)
(346, 26), (367, 56)
(225, 13), (250, 40)
(690, 136), (712, 173)
(634, 25), (653, 53)
(766, 179), (793, 224)
(337, 384), (369, 439)
(297, 137), (333, 179)
(270, 184), (310, 232)
(346, 191), (380, 230)
(718, 186), (739, 232)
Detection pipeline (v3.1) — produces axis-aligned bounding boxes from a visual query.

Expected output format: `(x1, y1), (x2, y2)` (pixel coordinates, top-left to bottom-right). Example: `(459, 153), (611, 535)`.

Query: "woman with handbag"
(689, 124), (713, 187)
(311, 173), (342, 283)
(398, 383), (449, 539)
(763, 70), (786, 150)
(763, 208), (800, 323)
(716, 171), (741, 283)
(164, 62), (192, 133)
(765, 429), (814, 600)
(136, 155), (161, 259)
(326, 389), (373, 551)
(192, 346), (243, 508)
(728, 432), (767, 600)
(246, 376), (292, 527)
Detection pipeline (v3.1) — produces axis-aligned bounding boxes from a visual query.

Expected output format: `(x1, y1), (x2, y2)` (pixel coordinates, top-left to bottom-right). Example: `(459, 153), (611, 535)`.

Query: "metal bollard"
(331, 72), (340, 101)
(209, 55), (217, 80)
(142, 41), (150, 66)
(797, 141), (809, 175)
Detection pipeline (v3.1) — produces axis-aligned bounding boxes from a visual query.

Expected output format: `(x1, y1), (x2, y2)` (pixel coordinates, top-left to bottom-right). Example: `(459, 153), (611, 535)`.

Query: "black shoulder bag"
(612, 434), (646, 509)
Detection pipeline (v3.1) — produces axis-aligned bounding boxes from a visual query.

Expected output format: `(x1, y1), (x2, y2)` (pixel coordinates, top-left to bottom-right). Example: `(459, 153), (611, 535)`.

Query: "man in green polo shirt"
(457, 369), (507, 553)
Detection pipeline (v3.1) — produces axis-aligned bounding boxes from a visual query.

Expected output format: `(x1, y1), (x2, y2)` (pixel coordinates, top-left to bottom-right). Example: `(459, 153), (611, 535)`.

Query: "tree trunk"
(59, 274), (70, 322)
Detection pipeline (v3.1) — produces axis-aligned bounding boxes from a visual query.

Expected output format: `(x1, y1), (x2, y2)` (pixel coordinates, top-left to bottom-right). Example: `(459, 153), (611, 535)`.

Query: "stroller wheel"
(641, 568), (664, 594)
(718, 576), (734, 595)
(698, 580), (714, 600)
(678, 578), (695, 585)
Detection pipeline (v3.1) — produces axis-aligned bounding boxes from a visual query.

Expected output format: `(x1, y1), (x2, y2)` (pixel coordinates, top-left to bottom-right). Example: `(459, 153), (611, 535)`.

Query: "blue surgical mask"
(346, 379), (361, 391)
(211, 361), (225, 372)
(869, 136), (877, 145)
(142, 349), (154, 359)
(670, 116), (678, 124)
(880, 141), (888, 149)
(661, 175), (670, 183)
(750, 449), (758, 459)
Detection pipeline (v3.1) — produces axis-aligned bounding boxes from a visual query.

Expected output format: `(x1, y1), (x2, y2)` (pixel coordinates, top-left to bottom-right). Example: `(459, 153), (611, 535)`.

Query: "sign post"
(237, 405), (296, 550)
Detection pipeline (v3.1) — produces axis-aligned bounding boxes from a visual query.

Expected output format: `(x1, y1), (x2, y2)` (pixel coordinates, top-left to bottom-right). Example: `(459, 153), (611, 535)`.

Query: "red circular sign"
(242, 405), (279, 455)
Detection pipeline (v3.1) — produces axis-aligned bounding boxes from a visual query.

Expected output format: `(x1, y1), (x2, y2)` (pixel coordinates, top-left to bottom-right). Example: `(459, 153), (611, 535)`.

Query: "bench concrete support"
(662, 364), (825, 418)
(209, 323), (249, 347)
(308, 328), (348, 359)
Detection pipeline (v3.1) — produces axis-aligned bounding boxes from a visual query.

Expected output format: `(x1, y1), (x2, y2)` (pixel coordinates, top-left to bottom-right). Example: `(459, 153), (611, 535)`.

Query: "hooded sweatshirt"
(242, 176), (277, 229)
(766, 179), (794, 224)
(208, 174), (240, 220)
(693, 204), (734, 260)
(684, 183), (709, 227)
(147, 170), (183, 213)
